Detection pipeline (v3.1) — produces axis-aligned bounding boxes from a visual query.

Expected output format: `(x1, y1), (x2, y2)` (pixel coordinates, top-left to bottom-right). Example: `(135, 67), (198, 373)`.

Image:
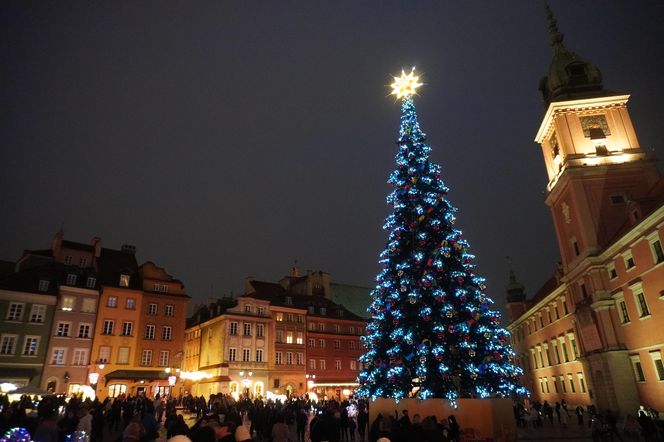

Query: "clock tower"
(535, 4), (660, 275)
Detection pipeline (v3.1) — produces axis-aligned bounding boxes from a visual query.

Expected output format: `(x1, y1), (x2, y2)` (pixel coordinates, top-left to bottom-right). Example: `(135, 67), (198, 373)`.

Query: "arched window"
(45, 377), (58, 394)
(253, 381), (264, 398)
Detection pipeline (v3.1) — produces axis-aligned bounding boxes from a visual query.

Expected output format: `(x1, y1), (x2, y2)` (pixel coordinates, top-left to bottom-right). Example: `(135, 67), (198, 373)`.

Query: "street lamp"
(238, 371), (252, 397)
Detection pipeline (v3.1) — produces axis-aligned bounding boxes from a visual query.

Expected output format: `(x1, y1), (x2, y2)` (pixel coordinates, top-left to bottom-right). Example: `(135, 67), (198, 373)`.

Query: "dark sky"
(2, 1), (664, 312)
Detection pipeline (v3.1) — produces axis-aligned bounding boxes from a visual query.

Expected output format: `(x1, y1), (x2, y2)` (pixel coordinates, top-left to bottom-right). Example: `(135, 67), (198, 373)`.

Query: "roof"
(61, 240), (95, 253)
(244, 279), (365, 322)
(97, 247), (140, 289)
(528, 274), (560, 305)
(0, 260), (15, 279)
(328, 283), (370, 319)
(0, 263), (59, 294)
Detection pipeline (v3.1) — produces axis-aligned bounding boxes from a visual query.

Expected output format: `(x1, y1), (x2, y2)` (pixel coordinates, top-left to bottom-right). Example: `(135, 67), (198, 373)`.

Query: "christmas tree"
(357, 69), (526, 404)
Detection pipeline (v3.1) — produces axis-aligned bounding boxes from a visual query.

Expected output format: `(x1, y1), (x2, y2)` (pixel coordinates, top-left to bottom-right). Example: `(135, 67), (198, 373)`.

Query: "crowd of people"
(513, 398), (664, 441)
(0, 391), (468, 442)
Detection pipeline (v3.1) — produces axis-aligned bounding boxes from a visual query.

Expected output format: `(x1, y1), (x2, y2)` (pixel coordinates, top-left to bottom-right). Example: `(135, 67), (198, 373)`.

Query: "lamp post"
(238, 371), (252, 397)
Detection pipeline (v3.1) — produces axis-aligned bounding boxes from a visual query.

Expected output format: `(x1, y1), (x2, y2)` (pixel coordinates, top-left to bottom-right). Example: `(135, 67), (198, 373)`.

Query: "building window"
(286, 332), (293, 344)
(624, 251), (636, 270)
(256, 323), (264, 338)
(334, 340), (341, 349)
(296, 332), (303, 345)
(22, 336), (40, 356)
(275, 313), (283, 322)
(538, 314), (544, 328)
(230, 322), (238, 335)
(81, 298), (96, 313)
(568, 374), (576, 393)
(319, 359), (326, 370)
(147, 303), (158, 315)
(117, 347), (130, 364)
(121, 321), (133, 336)
(64, 256), (72, 265)
(648, 232), (664, 264)
(308, 306), (315, 314)
(320, 307), (327, 316)
(256, 349), (263, 362)
(102, 320), (114, 335)
(568, 333), (579, 359)
(275, 351), (282, 365)
(319, 339), (325, 348)
(543, 377), (550, 393)
(559, 375), (567, 393)
(243, 323), (252, 336)
(630, 283), (651, 318)
(72, 348), (88, 366)
(244, 304), (252, 313)
(607, 263), (617, 280)
(145, 325), (155, 340)
(286, 352), (293, 365)
(141, 350), (152, 366)
(650, 351), (664, 381)
(51, 348), (66, 365)
(308, 339), (315, 348)
(309, 359), (316, 370)
(159, 350), (169, 366)
(349, 341), (357, 350)
(38, 280), (50, 292)
(0, 335), (17, 355)
(546, 308), (552, 324)
(560, 338), (570, 363)
(613, 292), (630, 324)
(56, 322), (71, 337)
(350, 360), (357, 370)
(257, 306), (266, 316)
(165, 305), (174, 316)
(6, 302), (25, 321)
(318, 323), (325, 332)
(107, 297), (118, 308)
(562, 297), (569, 315)
(242, 348), (250, 362)
(119, 274), (130, 287)
(125, 298), (135, 309)
(552, 340), (560, 364)
(108, 384), (127, 398)
(162, 326), (172, 340)
(86, 277), (96, 288)
(298, 315), (305, 323)
(297, 352), (304, 365)
(229, 348), (237, 362)
(578, 373), (587, 393)
(285, 296), (292, 305)
(335, 360), (341, 370)
(66, 274), (78, 286)
(631, 355), (645, 382)
(98, 346), (111, 363)
(29, 305), (46, 323)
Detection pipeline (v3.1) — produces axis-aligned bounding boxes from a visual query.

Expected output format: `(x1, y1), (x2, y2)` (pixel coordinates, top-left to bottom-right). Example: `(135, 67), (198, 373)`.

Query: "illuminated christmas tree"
(357, 69), (526, 404)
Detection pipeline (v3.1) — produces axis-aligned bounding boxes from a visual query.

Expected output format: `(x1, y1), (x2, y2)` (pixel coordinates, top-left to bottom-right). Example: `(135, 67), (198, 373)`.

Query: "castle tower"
(535, 3), (660, 273)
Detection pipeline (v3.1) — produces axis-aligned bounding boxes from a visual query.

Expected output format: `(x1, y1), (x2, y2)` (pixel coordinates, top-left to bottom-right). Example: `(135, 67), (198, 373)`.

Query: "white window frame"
(29, 304), (47, 323)
(51, 348), (66, 365)
(6, 302), (25, 321)
(102, 320), (114, 335)
(623, 250), (636, 271)
(162, 326), (172, 340)
(164, 305), (174, 316)
(649, 351), (664, 381)
(148, 303), (158, 315)
(256, 323), (265, 338)
(256, 349), (263, 362)
(98, 346), (111, 363)
(631, 355), (646, 382)
(335, 359), (342, 370)
(350, 360), (357, 370)
(55, 321), (71, 337)
(242, 348), (251, 362)
(275, 351), (282, 365)
(145, 324), (156, 340)
(647, 232), (664, 264)
(629, 282), (651, 319)
(121, 321), (133, 336)
(297, 352), (303, 365)
(612, 291), (631, 324)
(159, 350), (169, 366)
(309, 359), (316, 370)
(66, 274), (77, 286)
(117, 347), (130, 364)
(81, 298), (96, 313)
(71, 348), (88, 366)
(230, 322), (238, 335)
(243, 323), (252, 336)
(229, 347), (237, 362)
(141, 349), (153, 366)
(319, 359), (326, 370)
(38, 280), (50, 292)
(86, 277), (96, 289)
(22, 336), (40, 356)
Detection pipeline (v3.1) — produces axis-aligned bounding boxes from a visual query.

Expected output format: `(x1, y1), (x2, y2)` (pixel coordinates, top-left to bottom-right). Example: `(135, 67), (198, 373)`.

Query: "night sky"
(2, 1), (664, 313)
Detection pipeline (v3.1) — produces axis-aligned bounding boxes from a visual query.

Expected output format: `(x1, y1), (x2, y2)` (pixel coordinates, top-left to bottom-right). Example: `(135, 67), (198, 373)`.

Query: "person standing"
(576, 406), (584, 426)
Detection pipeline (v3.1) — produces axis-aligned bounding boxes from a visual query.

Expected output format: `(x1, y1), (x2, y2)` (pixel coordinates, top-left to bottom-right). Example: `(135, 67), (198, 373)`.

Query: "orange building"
(507, 7), (664, 417)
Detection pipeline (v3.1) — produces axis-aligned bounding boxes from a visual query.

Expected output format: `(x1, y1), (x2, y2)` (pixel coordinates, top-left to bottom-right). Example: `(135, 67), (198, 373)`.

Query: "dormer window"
(244, 304), (252, 313)
(64, 255), (72, 265)
(285, 296), (293, 306)
(119, 274), (130, 287)
(66, 274), (78, 286)
(320, 307), (327, 316)
(308, 306), (314, 314)
(38, 280), (50, 292)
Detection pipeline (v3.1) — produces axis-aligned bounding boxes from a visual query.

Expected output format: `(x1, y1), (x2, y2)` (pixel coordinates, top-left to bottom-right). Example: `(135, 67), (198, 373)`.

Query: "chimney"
(90, 237), (102, 258)
(244, 277), (255, 294)
(51, 228), (64, 256)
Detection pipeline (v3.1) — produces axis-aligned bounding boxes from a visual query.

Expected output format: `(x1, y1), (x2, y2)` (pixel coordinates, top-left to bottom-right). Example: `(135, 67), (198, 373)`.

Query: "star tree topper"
(390, 67), (423, 99)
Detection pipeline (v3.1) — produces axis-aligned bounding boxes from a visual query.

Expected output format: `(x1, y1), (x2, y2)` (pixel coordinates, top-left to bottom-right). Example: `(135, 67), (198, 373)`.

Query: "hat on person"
(235, 425), (252, 442)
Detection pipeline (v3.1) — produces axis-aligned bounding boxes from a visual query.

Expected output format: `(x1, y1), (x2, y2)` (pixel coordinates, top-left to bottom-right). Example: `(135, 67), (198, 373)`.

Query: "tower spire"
(544, 1), (564, 50)
(506, 256), (526, 302)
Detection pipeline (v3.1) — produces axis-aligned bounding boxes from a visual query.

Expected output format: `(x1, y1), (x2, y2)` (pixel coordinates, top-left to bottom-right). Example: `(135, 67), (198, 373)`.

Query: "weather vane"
(390, 67), (423, 99)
